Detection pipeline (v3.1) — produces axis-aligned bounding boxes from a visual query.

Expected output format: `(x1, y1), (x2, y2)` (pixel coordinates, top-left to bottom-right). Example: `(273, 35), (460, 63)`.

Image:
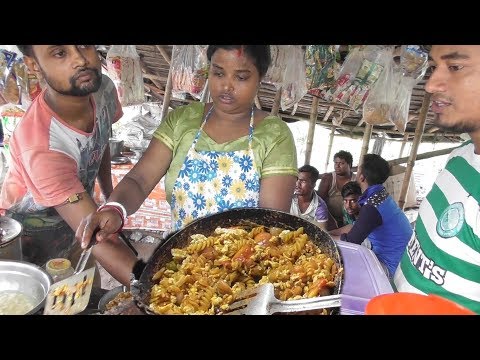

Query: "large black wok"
(132, 208), (344, 314)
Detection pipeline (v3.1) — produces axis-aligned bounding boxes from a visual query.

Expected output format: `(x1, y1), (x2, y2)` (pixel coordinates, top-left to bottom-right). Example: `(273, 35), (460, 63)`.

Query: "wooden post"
(399, 133), (409, 158)
(139, 57), (164, 91)
(398, 92), (432, 210)
(271, 87), (282, 116)
(155, 45), (171, 65)
(358, 123), (373, 168)
(304, 97), (319, 165)
(161, 63), (173, 121)
(388, 146), (455, 167)
(324, 126), (336, 172)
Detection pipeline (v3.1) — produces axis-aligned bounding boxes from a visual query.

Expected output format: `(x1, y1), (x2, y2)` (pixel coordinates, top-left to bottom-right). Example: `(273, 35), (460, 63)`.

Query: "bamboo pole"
(280, 114), (456, 138)
(322, 105), (334, 121)
(388, 146), (455, 167)
(271, 87), (282, 116)
(398, 92), (432, 210)
(324, 126), (336, 172)
(399, 133), (409, 158)
(139, 58), (164, 90)
(160, 63), (173, 121)
(304, 97), (319, 165)
(142, 73), (165, 81)
(358, 123), (373, 168)
(144, 83), (164, 96)
(155, 45), (171, 65)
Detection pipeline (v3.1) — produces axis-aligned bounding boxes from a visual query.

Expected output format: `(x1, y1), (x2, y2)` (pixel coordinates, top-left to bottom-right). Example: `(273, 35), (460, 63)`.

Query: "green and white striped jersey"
(394, 141), (480, 313)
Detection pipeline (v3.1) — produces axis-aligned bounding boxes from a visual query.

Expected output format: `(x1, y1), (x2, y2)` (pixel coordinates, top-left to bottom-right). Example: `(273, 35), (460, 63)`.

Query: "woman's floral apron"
(170, 106), (260, 231)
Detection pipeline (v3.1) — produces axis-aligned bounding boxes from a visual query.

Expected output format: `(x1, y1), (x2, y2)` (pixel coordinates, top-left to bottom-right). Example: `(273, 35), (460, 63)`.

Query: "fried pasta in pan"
(149, 226), (341, 315)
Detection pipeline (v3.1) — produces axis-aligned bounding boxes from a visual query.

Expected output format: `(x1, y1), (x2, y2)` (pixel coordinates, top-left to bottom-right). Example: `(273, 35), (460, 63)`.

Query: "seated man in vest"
(291, 165), (333, 231)
(317, 150), (356, 228)
(329, 154), (413, 278)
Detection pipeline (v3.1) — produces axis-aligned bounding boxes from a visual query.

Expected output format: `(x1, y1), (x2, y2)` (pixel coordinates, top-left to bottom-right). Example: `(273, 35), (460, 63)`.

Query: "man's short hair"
(298, 164), (320, 183)
(334, 150), (353, 167)
(361, 154), (391, 185)
(341, 181), (362, 198)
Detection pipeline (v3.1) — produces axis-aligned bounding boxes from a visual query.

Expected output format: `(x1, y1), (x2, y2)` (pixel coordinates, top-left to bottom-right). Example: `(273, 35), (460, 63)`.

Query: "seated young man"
(329, 154), (413, 278)
(329, 181), (362, 236)
(290, 165), (334, 231)
(341, 181), (362, 226)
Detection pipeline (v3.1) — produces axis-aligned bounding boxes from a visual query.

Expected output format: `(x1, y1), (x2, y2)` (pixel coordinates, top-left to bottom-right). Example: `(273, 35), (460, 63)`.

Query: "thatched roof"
(99, 45), (463, 144)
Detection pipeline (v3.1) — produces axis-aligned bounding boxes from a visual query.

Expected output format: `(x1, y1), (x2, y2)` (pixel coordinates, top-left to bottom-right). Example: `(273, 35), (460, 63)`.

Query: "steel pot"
(0, 260), (52, 314)
(0, 216), (23, 261)
(109, 138), (124, 158)
(98, 285), (128, 312)
(131, 207), (344, 315)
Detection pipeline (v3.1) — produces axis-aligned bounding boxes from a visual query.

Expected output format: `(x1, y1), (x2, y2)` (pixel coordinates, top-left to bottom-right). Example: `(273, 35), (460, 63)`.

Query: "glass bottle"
(46, 258), (74, 283)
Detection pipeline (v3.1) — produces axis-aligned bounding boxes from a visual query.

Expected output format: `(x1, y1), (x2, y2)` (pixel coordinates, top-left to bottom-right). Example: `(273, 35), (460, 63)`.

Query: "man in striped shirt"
(394, 45), (480, 314)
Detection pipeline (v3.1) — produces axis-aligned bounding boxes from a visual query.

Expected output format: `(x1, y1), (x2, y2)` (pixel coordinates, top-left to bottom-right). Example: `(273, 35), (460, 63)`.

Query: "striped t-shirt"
(394, 141), (480, 313)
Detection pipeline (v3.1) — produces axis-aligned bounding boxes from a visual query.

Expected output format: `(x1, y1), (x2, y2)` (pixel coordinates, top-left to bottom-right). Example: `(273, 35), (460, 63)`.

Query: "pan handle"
(129, 274), (157, 315)
(118, 231), (138, 256)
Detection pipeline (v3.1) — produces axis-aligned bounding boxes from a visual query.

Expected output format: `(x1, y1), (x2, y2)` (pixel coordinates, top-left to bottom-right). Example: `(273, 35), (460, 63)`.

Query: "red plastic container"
(365, 292), (475, 315)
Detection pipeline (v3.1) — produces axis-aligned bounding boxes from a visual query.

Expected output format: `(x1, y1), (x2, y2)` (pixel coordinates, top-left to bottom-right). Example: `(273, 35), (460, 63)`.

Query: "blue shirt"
(341, 186), (413, 276)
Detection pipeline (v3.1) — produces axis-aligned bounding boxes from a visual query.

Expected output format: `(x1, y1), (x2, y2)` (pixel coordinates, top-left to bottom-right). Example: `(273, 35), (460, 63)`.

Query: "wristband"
(97, 204), (124, 233)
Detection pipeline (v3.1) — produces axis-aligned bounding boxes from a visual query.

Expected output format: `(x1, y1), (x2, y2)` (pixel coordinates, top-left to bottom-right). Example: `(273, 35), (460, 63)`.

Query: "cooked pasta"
(149, 226), (342, 314)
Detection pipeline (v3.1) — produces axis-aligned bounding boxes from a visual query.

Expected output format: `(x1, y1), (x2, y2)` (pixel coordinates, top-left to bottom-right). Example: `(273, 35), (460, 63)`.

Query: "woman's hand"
(75, 208), (123, 248)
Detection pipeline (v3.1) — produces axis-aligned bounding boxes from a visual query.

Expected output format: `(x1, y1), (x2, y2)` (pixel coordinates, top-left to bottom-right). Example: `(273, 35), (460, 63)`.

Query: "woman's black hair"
(206, 45), (271, 78)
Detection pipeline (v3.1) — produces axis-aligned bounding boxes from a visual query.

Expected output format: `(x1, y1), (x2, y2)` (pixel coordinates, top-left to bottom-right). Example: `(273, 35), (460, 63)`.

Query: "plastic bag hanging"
(305, 45), (340, 97)
(171, 45), (208, 100)
(106, 45), (145, 107)
(264, 45), (288, 87)
(321, 46), (391, 112)
(363, 48), (396, 126)
(280, 45), (307, 112)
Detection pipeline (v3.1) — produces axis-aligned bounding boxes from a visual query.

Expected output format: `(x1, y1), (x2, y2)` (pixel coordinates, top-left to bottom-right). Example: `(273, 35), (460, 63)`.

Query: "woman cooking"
(77, 45), (298, 246)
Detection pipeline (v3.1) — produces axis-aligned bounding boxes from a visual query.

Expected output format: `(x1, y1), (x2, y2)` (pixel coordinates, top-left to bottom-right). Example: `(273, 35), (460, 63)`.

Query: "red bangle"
(97, 204), (124, 233)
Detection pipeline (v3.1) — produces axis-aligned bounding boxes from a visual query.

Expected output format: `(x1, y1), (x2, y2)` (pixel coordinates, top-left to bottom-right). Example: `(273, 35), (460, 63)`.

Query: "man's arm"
(16, 146), (137, 286)
(329, 223), (353, 237)
(97, 144), (113, 199)
(338, 205), (382, 244)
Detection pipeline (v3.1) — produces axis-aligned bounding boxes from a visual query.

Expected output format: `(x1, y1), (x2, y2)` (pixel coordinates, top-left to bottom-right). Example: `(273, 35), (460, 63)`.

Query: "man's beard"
(41, 67), (102, 96)
(434, 113), (477, 133)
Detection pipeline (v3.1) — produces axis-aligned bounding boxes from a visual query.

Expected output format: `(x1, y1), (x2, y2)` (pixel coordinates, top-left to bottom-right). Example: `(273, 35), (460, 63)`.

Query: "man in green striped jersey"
(394, 45), (480, 314)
